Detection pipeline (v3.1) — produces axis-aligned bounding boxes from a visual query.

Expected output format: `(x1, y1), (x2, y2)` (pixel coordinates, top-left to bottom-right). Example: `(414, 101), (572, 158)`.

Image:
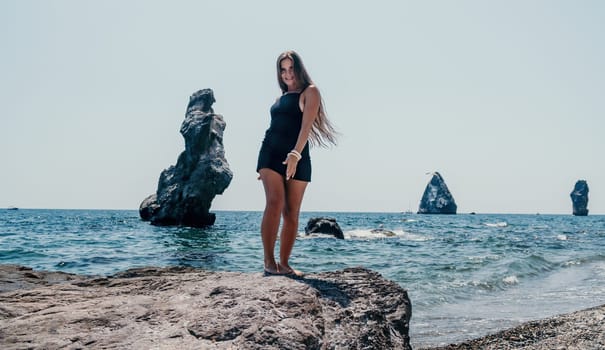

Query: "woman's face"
(280, 58), (297, 90)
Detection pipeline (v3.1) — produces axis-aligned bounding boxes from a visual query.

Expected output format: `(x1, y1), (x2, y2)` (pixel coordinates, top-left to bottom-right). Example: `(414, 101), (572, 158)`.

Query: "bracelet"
(288, 150), (302, 161)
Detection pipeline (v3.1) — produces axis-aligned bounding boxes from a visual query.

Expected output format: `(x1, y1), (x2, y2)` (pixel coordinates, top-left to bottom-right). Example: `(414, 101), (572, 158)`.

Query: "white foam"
(400, 232), (433, 241)
(503, 275), (519, 285)
(298, 233), (339, 240)
(344, 229), (430, 241)
(556, 234), (568, 241)
(485, 222), (508, 228)
(468, 254), (501, 263)
(300, 229), (430, 241)
(345, 229), (397, 239)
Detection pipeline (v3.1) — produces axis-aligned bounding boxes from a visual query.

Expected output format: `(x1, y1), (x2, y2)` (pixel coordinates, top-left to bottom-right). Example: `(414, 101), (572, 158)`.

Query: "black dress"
(256, 90), (311, 182)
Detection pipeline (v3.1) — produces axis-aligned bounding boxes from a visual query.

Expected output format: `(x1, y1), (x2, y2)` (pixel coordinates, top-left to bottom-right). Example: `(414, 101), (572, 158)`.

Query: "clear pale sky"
(1, 1), (604, 214)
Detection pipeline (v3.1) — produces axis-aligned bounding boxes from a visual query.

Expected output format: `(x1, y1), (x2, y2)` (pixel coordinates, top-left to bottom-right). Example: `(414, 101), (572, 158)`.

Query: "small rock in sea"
(305, 217), (344, 239)
(417, 172), (457, 214)
(570, 180), (589, 216)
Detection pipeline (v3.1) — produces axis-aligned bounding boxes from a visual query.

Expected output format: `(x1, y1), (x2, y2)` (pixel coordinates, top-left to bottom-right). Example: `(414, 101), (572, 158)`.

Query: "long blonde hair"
(276, 50), (338, 148)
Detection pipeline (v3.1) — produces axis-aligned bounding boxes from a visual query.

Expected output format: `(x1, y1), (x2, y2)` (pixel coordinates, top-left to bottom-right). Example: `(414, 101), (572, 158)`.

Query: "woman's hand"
(282, 153), (299, 180)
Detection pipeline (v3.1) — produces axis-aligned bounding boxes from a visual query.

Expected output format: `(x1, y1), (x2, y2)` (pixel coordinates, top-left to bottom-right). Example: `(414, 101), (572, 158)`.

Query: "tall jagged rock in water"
(417, 172), (457, 214)
(139, 89), (233, 227)
(570, 180), (589, 216)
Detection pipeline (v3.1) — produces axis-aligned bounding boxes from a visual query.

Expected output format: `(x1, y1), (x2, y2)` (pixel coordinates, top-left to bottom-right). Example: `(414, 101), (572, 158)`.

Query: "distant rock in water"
(139, 89), (233, 227)
(570, 180), (589, 216)
(305, 217), (345, 239)
(417, 172), (457, 214)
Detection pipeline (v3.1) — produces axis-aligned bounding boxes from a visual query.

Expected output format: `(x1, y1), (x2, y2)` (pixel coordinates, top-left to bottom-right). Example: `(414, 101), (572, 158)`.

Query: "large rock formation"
(418, 172), (457, 214)
(305, 217), (345, 239)
(139, 89), (232, 227)
(570, 180), (589, 216)
(0, 265), (412, 350)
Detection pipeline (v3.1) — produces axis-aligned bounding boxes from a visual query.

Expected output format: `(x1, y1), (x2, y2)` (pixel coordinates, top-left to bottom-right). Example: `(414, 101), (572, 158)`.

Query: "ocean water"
(1, 209), (604, 347)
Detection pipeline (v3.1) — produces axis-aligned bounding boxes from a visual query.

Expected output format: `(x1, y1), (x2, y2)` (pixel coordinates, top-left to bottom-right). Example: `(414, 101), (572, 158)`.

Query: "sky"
(1, 0), (604, 214)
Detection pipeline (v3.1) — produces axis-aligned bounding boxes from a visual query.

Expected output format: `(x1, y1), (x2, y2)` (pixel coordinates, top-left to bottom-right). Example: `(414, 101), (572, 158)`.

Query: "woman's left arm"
(283, 85), (320, 180)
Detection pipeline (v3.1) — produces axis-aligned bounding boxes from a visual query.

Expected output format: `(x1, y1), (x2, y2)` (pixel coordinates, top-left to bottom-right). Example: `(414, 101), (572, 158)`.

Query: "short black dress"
(256, 90), (311, 182)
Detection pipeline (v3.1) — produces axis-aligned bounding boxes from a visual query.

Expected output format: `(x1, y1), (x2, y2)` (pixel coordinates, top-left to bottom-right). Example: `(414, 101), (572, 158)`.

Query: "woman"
(257, 50), (337, 276)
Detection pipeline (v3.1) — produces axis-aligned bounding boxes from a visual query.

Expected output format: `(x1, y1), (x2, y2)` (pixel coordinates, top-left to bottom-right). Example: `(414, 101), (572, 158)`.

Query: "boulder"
(305, 217), (345, 239)
(417, 172), (457, 214)
(138, 194), (158, 221)
(139, 89), (233, 227)
(0, 265), (412, 350)
(570, 180), (589, 216)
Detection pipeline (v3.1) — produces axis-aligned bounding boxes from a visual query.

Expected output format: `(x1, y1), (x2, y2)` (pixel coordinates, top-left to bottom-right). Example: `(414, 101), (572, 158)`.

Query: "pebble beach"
(422, 304), (605, 350)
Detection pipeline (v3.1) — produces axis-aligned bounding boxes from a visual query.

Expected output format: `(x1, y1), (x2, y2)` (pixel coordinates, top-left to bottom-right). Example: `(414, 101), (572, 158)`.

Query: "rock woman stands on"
(257, 50), (337, 276)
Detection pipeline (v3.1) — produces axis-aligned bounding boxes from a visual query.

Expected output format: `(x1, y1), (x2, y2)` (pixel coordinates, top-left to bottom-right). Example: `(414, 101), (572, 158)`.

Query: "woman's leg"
(259, 168), (285, 273)
(279, 178), (308, 274)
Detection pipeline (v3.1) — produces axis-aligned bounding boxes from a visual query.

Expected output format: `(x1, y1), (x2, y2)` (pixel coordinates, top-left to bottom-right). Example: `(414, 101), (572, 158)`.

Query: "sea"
(1, 209), (604, 348)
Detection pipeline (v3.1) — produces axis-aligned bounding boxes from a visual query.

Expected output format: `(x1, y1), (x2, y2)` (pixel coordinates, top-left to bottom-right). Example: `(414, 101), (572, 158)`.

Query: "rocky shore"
(421, 304), (605, 350)
(2, 264), (603, 350)
(0, 265), (411, 349)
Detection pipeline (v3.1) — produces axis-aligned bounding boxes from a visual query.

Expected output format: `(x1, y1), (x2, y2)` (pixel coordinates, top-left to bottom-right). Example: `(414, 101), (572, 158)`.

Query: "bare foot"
(264, 261), (284, 276)
(277, 263), (304, 277)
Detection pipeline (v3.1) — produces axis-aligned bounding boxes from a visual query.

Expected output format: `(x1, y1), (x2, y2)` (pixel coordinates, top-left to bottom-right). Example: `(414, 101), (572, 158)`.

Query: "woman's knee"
(282, 209), (299, 226)
(265, 194), (284, 212)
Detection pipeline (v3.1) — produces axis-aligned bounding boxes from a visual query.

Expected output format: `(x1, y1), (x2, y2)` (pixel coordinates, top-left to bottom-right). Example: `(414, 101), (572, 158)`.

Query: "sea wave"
(300, 228), (430, 241)
(485, 222), (508, 228)
(346, 229), (397, 239)
(502, 275), (519, 285)
(345, 229), (430, 241)
(507, 254), (556, 277)
(562, 254), (605, 267)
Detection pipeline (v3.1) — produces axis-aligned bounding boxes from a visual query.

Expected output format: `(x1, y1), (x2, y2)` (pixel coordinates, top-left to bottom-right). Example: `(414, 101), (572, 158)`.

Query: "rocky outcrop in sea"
(139, 89), (233, 227)
(0, 265), (412, 350)
(305, 217), (345, 239)
(417, 172), (457, 214)
(570, 180), (589, 216)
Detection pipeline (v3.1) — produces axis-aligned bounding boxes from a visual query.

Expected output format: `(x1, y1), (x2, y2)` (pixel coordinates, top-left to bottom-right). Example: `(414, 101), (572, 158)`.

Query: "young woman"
(256, 50), (337, 276)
